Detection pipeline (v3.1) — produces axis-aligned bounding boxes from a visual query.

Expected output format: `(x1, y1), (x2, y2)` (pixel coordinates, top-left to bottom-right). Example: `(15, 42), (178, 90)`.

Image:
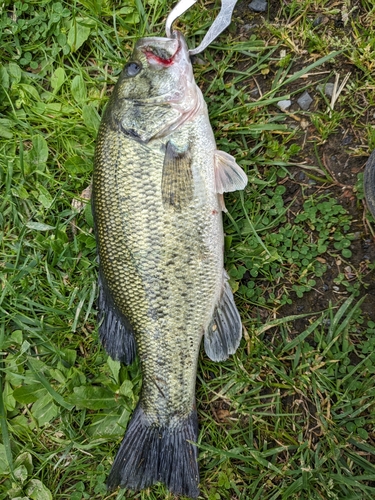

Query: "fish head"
(113, 32), (194, 104)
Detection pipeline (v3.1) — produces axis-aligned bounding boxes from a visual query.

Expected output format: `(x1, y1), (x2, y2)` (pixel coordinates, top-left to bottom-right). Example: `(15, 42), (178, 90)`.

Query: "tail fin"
(107, 404), (200, 498)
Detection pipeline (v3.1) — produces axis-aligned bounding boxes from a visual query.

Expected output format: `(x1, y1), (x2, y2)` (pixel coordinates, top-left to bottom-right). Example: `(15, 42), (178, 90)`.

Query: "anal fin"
(98, 273), (136, 365)
(204, 274), (242, 362)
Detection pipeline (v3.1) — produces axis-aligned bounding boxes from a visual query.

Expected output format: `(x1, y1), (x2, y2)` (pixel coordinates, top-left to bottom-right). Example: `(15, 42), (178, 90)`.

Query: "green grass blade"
(27, 359), (74, 411)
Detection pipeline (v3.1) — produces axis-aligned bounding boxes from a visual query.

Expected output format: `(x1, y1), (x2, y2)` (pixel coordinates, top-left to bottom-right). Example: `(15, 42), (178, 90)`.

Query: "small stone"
(363, 239), (371, 250)
(313, 16), (323, 26)
(249, 87), (260, 97)
(297, 91), (313, 110)
(342, 134), (352, 145)
(316, 82), (335, 97)
(313, 15), (329, 26)
(248, 0), (267, 12)
(277, 99), (292, 111)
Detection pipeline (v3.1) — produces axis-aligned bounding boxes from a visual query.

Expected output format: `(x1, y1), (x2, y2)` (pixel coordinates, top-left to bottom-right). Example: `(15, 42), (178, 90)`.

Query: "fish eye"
(125, 61), (142, 77)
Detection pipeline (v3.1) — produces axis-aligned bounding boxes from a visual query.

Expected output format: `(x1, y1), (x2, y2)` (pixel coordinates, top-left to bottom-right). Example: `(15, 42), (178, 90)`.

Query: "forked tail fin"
(107, 404), (200, 498)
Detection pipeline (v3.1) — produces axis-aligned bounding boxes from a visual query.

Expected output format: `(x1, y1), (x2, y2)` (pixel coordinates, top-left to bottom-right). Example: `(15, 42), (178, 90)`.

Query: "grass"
(1, 0), (375, 498)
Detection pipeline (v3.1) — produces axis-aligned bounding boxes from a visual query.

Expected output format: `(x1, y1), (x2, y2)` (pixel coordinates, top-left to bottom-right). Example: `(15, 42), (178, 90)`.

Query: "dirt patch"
(230, 0), (375, 324)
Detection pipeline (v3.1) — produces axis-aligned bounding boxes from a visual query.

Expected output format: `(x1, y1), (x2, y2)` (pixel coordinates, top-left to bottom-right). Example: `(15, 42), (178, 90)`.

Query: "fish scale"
(95, 118), (221, 419)
(93, 32), (247, 497)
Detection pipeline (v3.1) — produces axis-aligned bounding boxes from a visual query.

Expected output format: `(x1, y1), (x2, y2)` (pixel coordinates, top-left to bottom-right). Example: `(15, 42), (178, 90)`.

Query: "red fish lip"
(142, 39), (181, 67)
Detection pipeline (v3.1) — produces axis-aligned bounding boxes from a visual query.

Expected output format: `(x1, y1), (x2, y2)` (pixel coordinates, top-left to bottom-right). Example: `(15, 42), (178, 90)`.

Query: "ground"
(226, 0), (375, 320)
(1, 0), (375, 499)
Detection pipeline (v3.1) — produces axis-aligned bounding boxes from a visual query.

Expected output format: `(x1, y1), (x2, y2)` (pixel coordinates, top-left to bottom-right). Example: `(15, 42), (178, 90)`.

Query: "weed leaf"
(0, 444), (10, 475)
(13, 384), (47, 405)
(26, 222), (55, 231)
(26, 479), (53, 500)
(68, 386), (118, 409)
(71, 75), (87, 104)
(67, 19), (91, 52)
(51, 67), (66, 93)
(31, 393), (59, 426)
(82, 104), (100, 133)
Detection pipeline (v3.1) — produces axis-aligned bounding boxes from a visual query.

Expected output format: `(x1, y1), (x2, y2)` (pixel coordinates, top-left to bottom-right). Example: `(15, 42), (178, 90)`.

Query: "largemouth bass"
(92, 32), (247, 498)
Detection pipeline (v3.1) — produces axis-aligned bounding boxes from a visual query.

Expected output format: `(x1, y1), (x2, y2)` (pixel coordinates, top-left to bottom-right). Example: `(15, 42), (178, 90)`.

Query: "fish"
(364, 149), (375, 218)
(92, 31), (248, 498)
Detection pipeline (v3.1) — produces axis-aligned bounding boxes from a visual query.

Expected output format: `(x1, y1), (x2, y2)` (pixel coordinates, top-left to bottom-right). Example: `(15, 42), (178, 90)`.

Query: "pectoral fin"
(204, 274), (242, 362)
(162, 141), (193, 209)
(214, 150), (248, 194)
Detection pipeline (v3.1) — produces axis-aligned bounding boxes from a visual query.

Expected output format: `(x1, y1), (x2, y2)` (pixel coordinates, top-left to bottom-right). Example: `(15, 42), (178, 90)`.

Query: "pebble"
(316, 83), (335, 97)
(342, 135), (352, 145)
(297, 91), (313, 110)
(313, 16), (323, 26)
(277, 99), (292, 111)
(363, 239), (371, 250)
(313, 15), (329, 26)
(248, 0), (267, 12)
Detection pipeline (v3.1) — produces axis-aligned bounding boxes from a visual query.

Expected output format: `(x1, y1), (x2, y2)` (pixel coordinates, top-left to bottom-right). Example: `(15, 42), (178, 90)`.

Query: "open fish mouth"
(138, 34), (182, 67)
